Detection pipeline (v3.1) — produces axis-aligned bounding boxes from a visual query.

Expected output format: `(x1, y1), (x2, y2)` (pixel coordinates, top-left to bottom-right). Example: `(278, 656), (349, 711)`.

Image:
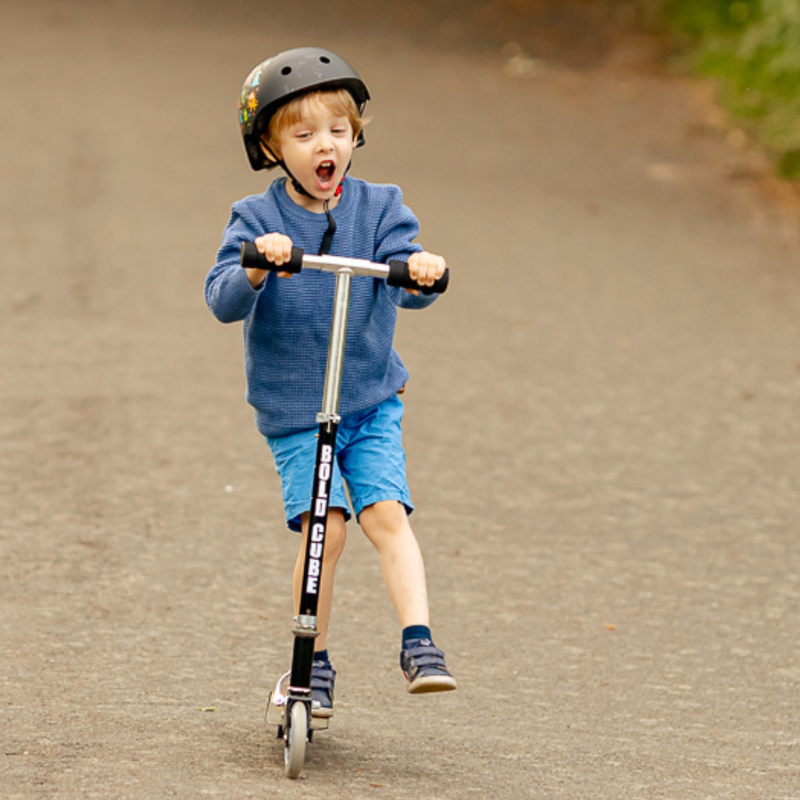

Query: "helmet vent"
(281, 66), (292, 75)
(319, 56), (331, 64)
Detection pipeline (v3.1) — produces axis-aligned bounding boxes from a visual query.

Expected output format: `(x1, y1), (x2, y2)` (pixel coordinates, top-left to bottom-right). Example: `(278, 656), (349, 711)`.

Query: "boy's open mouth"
(316, 160), (336, 189)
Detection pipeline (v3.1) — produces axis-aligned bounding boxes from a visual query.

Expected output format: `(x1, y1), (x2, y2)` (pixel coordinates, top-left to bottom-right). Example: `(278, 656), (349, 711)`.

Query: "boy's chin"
(314, 186), (340, 204)
(287, 182), (331, 206)
(314, 178), (339, 196)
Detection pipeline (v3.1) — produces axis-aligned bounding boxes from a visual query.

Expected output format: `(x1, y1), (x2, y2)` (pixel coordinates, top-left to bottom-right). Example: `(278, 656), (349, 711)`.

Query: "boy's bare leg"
(358, 500), (430, 628)
(293, 509), (347, 652)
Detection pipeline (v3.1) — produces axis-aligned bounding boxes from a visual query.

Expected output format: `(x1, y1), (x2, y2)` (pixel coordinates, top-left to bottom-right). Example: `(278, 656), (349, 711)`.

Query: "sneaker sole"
(406, 675), (458, 694)
(311, 704), (334, 718)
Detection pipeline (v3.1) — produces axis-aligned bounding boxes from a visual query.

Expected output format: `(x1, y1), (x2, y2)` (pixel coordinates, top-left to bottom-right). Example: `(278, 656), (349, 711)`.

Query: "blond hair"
(261, 89), (367, 161)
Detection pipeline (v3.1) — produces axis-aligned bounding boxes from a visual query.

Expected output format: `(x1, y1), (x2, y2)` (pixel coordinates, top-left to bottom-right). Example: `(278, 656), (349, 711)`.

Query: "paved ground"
(2, 1), (799, 798)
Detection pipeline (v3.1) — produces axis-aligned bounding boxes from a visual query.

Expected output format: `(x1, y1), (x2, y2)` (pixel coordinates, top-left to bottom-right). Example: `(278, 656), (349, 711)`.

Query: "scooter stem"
(320, 269), (353, 423)
(290, 267), (353, 691)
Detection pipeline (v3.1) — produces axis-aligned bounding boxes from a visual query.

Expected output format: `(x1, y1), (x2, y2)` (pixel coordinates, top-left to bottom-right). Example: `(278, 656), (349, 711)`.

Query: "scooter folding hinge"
(292, 615), (320, 638)
(315, 412), (341, 425)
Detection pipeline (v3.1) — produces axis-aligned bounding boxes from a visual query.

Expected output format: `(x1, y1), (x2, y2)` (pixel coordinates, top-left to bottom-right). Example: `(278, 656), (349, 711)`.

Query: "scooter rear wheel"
(284, 701), (308, 779)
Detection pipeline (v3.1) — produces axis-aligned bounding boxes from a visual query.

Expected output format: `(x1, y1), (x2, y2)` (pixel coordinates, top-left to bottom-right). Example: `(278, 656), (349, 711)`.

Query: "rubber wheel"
(284, 701), (308, 779)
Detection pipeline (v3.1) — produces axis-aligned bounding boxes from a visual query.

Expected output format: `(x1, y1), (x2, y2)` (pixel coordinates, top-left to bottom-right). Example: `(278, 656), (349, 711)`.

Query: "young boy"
(205, 47), (456, 718)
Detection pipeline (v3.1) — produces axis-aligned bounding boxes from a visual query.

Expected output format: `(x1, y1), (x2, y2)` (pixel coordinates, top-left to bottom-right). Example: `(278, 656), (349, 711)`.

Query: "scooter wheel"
(284, 701), (308, 779)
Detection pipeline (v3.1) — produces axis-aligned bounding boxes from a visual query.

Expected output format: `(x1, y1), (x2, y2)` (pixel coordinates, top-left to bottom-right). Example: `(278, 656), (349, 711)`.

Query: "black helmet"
(239, 47), (370, 171)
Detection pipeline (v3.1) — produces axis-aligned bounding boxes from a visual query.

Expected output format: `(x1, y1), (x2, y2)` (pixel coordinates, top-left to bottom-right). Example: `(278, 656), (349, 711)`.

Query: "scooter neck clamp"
(292, 615), (320, 638)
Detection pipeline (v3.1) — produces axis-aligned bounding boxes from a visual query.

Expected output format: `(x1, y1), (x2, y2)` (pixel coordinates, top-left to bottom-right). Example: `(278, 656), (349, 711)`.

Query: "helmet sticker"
(238, 64), (265, 126)
(239, 90), (259, 126)
(244, 63), (263, 90)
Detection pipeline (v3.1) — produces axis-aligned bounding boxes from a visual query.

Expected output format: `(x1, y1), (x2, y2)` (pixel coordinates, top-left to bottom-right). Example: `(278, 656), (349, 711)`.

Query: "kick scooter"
(240, 242), (449, 778)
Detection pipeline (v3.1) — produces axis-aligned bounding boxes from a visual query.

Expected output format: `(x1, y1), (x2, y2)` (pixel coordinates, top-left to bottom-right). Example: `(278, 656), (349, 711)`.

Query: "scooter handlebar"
(240, 242), (304, 274)
(387, 259), (449, 295)
(240, 242), (449, 295)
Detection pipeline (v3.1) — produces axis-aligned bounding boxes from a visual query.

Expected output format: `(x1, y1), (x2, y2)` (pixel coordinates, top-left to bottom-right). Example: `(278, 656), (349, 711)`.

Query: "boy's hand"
(406, 251), (447, 295)
(246, 233), (295, 287)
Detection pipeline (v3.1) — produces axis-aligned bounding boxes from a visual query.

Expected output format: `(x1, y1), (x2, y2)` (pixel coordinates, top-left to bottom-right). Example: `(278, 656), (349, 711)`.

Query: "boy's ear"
(260, 139), (280, 165)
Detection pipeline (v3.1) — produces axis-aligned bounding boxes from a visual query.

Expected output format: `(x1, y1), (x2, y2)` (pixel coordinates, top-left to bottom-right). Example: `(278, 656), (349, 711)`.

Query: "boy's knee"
(360, 500), (408, 533)
(301, 508), (348, 558)
(325, 510), (348, 555)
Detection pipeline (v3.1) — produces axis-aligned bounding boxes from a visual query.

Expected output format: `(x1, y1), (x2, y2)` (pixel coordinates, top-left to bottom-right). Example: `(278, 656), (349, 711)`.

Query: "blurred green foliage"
(660, 0), (800, 178)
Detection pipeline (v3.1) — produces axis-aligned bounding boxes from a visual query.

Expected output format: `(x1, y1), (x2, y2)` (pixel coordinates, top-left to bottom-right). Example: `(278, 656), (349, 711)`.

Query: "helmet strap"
(281, 161), (315, 200)
(319, 200), (337, 256)
(261, 141), (315, 199)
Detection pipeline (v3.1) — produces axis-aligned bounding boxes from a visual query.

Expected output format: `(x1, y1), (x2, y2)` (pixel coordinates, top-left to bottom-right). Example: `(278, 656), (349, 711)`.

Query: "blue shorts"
(266, 394), (413, 533)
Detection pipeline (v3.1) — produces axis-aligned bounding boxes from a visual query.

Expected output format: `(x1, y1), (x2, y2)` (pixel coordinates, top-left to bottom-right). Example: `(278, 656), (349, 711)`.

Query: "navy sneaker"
(311, 658), (336, 718)
(400, 639), (457, 694)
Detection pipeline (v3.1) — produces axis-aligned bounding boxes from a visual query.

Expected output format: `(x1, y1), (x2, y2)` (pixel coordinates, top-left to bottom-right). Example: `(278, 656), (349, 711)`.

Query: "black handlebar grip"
(387, 260), (450, 295)
(240, 242), (304, 274)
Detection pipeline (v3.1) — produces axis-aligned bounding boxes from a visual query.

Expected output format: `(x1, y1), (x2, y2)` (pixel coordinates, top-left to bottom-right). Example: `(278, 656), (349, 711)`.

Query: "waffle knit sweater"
(205, 176), (438, 438)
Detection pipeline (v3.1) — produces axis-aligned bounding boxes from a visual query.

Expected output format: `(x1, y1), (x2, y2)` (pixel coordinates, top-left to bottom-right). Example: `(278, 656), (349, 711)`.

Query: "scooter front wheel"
(284, 701), (308, 779)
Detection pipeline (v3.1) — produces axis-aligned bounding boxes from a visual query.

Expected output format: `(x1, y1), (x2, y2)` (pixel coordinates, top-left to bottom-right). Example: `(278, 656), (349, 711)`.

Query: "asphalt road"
(2, 1), (799, 798)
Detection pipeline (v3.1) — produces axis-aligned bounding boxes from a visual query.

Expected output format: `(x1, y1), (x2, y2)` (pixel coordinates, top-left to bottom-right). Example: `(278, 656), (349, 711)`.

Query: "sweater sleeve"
(205, 203), (265, 323)
(372, 185), (440, 310)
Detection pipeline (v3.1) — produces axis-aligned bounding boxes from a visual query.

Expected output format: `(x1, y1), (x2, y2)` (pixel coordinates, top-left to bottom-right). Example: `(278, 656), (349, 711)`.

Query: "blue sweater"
(205, 176), (438, 438)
